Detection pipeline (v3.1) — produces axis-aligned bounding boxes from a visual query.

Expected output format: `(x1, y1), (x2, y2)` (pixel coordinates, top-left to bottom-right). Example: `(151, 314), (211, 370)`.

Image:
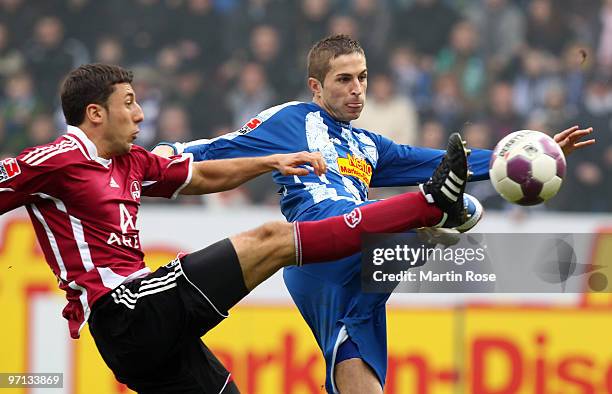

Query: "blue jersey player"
(155, 35), (595, 393)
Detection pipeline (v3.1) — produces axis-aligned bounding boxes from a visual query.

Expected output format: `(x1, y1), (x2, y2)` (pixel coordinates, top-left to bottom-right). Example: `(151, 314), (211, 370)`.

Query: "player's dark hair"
(60, 63), (133, 126)
(307, 34), (364, 85)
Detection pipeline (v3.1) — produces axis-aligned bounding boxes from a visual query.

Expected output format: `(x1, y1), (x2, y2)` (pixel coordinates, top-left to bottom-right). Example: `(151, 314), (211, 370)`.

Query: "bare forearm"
(181, 156), (278, 195)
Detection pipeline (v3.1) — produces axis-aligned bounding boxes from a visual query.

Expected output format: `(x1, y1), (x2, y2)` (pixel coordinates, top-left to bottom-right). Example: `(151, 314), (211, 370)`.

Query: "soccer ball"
(489, 130), (566, 206)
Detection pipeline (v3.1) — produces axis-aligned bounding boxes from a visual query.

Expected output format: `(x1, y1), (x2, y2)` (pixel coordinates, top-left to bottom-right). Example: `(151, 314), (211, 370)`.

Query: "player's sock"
(294, 192), (442, 265)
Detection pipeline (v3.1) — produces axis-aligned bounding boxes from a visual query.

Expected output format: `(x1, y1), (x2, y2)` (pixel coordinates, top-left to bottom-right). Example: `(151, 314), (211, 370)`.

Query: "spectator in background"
(419, 119), (446, 149)
(248, 24), (299, 100)
(526, 0), (573, 55)
(556, 0), (600, 46)
(94, 36), (124, 65)
(328, 13), (358, 39)
(54, 0), (90, 40)
(431, 73), (466, 132)
(353, 73), (419, 146)
(0, 22), (24, 84)
(156, 46), (183, 78)
(178, 0), (226, 73)
(523, 111), (548, 136)
(0, 72), (45, 153)
(597, 0), (612, 68)
(464, 121), (492, 150)
(348, 0), (390, 70)
(562, 42), (592, 112)
(130, 66), (163, 149)
(530, 81), (575, 135)
(109, 0), (172, 64)
(26, 112), (56, 146)
(465, 0), (525, 75)
(392, 0), (459, 57)
(463, 121), (506, 209)
(0, 0), (40, 43)
(227, 0), (293, 54)
(167, 65), (231, 139)
(436, 20), (485, 109)
(486, 81), (524, 140)
(556, 73), (612, 212)
(157, 104), (193, 144)
(513, 49), (556, 117)
(389, 45), (434, 112)
(228, 62), (276, 129)
(294, 0), (333, 61)
(25, 15), (85, 104)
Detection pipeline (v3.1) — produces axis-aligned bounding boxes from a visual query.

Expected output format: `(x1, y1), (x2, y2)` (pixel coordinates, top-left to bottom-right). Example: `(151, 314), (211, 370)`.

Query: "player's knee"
(254, 221), (291, 241)
(252, 221), (295, 263)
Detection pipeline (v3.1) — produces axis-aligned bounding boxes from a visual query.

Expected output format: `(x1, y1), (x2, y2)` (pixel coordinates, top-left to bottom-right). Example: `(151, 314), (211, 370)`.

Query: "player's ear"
(308, 77), (323, 98)
(85, 103), (105, 125)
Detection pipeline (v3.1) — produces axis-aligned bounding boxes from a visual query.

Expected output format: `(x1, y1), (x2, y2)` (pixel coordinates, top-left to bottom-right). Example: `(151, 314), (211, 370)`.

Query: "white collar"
(66, 125), (112, 167)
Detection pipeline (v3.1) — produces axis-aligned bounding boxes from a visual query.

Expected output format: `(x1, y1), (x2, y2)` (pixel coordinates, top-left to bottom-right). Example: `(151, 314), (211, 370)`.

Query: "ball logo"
(130, 181), (141, 200)
(343, 207), (362, 229)
(522, 143), (539, 158)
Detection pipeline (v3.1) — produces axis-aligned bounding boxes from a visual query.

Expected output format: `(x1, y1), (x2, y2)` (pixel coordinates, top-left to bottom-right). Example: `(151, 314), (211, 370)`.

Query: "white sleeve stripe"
(68, 281), (90, 335)
(64, 134), (91, 160)
(30, 204), (68, 281)
(172, 154), (193, 199)
(28, 145), (79, 166)
(24, 140), (76, 164)
(21, 137), (71, 162)
(70, 215), (95, 272)
(0, 188), (14, 192)
(31, 193), (95, 272)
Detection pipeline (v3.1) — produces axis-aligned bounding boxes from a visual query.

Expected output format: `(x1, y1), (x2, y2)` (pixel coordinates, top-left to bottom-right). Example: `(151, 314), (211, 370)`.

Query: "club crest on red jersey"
(0, 158), (21, 183)
(130, 181), (141, 200)
(343, 207), (362, 229)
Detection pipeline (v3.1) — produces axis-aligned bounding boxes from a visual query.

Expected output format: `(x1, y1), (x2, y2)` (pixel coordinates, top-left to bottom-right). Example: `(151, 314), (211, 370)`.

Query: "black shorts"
(89, 239), (248, 393)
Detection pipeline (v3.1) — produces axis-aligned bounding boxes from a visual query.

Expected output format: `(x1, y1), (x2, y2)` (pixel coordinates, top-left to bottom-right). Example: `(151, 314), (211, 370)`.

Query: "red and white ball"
(489, 130), (566, 206)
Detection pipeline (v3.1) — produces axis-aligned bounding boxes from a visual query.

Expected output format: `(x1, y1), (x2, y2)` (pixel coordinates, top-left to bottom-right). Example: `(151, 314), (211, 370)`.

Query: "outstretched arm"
(368, 125), (595, 188)
(180, 152), (326, 195)
(367, 131), (491, 187)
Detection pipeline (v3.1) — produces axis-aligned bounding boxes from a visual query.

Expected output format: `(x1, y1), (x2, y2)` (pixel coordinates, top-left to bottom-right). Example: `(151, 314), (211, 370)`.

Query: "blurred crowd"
(0, 0), (610, 211)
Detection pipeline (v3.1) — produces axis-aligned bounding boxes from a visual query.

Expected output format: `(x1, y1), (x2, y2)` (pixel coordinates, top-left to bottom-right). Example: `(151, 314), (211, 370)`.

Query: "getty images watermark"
(361, 232), (609, 293)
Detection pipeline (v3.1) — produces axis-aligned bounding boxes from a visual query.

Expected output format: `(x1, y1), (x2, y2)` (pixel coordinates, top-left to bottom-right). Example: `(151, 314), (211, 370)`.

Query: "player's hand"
(151, 145), (175, 157)
(272, 152), (327, 176)
(553, 126), (595, 156)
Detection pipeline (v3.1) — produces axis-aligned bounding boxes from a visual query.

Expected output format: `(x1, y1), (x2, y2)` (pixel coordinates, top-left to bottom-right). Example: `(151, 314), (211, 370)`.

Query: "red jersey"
(0, 126), (192, 338)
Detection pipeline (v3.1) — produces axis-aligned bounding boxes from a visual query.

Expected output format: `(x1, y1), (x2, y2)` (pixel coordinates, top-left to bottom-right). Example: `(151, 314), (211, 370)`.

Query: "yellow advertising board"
(1, 217), (611, 393)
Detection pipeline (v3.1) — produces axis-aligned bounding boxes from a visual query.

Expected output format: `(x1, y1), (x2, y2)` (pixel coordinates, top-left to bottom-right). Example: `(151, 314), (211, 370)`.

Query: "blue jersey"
(171, 101), (491, 222)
